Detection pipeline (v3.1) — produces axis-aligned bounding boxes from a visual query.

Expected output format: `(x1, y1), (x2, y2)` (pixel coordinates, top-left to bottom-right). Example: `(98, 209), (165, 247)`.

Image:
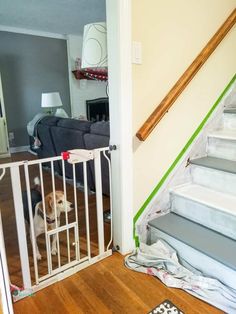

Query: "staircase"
(148, 106), (236, 291)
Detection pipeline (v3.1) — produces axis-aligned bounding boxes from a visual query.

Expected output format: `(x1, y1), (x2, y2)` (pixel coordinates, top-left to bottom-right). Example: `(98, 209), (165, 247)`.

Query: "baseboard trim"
(10, 146), (29, 153)
(0, 152), (11, 158)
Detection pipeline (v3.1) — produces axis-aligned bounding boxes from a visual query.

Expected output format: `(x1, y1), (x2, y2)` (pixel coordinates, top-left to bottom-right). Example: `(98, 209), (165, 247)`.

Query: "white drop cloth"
(125, 240), (236, 313)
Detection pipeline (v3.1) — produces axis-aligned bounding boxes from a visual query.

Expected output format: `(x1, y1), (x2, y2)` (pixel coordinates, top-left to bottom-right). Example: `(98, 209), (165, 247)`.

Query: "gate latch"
(62, 149), (94, 164)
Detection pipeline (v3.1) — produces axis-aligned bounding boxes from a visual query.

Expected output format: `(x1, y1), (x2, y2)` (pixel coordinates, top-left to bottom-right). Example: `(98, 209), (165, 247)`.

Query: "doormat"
(148, 299), (184, 314)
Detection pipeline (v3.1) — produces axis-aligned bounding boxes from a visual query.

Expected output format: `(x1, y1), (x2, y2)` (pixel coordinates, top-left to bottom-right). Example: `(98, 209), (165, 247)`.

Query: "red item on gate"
(61, 151), (70, 160)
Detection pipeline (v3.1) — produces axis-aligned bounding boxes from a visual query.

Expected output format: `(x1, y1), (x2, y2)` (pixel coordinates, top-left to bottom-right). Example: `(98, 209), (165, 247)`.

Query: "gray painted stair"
(224, 108), (236, 114)
(148, 213), (236, 271)
(190, 159), (236, 196)
(170, 183), (236, 240)
(190, 156), (236, 174)
(148, 213), (236, 290)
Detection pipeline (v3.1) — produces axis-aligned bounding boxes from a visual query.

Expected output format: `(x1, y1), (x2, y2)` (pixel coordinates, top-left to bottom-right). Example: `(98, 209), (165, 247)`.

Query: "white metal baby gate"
(0, 147), (113, 304)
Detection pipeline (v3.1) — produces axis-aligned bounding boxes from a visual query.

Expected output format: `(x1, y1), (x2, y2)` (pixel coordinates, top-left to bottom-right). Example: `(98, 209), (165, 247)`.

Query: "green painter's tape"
(133, 74), (236, 243)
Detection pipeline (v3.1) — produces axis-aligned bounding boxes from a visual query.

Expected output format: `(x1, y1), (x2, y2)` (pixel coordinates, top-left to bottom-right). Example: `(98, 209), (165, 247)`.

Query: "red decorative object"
(61, 151), (70, 160)
(72, 69), (108, 81)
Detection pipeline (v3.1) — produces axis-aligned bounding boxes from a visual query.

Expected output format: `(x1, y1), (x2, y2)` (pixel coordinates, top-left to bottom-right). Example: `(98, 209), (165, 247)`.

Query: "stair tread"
(190, 156), (236, 174)
(148, 213), (236, 270)
(208, 129), (236, 140)
(171, 183), (236, 216)
(224, 108), (236, 114)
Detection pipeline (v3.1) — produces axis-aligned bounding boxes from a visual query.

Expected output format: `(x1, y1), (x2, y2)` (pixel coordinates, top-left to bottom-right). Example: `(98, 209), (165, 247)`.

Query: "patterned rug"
(149, 299), (184, 314)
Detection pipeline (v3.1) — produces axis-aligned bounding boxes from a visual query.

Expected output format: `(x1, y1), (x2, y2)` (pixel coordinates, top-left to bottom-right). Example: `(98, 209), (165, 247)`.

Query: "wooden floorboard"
(13, 252), (222, 314)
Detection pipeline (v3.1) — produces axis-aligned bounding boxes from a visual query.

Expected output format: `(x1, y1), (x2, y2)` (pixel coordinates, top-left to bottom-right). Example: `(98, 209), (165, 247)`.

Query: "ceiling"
(0, 0), (106, 35)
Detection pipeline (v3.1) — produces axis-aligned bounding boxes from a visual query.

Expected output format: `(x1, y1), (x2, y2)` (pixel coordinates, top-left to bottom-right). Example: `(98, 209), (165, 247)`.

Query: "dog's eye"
(58, 200), (63, 204)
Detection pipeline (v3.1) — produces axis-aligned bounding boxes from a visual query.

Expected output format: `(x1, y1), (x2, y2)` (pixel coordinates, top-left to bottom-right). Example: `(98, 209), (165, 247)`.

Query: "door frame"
(106, 0), (134, 254)
(0, 73), (10, 158)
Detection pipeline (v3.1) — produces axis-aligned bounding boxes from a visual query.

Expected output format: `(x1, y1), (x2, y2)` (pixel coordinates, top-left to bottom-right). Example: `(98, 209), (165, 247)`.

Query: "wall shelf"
(72, 69), (108, 81)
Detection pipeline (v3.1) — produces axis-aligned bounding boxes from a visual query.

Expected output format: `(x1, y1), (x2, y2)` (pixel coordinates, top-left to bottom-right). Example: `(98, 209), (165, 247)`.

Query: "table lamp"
(41, 92), (63, 114)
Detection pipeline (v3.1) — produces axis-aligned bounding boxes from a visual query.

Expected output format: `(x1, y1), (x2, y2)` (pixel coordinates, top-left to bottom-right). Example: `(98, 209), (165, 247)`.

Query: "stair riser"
(191, 165), (236, 196)
(207, 137), (236, 161)
(171, 193), (236, 240)
(148, 227), (236, 290)
(223, 113), (236, 130)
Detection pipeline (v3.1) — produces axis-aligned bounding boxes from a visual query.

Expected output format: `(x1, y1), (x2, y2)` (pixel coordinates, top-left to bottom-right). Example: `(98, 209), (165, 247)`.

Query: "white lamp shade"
(41, 92), (63, 108)
(81, 22), (107, 69)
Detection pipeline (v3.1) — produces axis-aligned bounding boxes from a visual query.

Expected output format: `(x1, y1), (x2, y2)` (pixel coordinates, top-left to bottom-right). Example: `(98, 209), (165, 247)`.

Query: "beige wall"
(132, 0), (236, 214)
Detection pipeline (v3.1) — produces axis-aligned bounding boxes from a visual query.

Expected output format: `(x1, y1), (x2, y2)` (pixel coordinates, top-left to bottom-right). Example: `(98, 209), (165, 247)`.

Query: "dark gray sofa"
(36, 116), (61, 173)
(84, 122), (110, 196)
(36, 116), (110, 195)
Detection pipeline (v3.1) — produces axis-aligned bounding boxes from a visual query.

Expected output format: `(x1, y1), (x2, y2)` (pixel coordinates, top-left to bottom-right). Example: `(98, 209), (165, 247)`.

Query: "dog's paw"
(37, 253), (42, 260)
(51, 248), (57, 256)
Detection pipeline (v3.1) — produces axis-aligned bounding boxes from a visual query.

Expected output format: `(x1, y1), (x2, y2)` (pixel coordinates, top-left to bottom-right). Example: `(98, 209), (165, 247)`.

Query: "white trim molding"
(106, 0), (134, 254)
(0, 153), (10, 159)
(10, 146), (29, 154)
(0, 25), (66, 40)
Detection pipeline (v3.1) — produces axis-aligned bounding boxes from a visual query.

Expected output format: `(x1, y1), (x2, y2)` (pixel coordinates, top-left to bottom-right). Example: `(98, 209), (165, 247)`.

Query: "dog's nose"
(70, 203), (75, 209)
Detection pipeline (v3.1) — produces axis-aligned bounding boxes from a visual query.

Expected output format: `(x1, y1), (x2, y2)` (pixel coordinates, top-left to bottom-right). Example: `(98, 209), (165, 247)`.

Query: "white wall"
(132, 0), (236, 215)
(67, 35), (107, 118)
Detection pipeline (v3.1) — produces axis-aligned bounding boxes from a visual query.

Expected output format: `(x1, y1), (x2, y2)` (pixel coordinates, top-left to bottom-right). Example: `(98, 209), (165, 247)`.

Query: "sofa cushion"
(90, 121), (110, 137)
(50, 125), (94, 189)
(39, 116), (62, 126)
(36, 124), (62, 174)
(57, 118), (92, 132)
(84, 133), (110, 196)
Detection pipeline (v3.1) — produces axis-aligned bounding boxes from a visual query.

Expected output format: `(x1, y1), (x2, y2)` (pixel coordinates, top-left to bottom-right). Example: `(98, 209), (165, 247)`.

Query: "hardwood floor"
(13, 252), (222, 314)
(0, 152), (110, 287)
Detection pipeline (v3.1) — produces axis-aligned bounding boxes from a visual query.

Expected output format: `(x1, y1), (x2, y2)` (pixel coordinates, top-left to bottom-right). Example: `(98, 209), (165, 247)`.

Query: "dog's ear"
(38, 202), (43, 212)
(45, 195), (54, 214)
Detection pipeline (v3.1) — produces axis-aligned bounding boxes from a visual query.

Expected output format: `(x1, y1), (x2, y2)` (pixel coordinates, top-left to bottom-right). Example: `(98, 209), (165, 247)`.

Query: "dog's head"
(43, 191), (74, 220)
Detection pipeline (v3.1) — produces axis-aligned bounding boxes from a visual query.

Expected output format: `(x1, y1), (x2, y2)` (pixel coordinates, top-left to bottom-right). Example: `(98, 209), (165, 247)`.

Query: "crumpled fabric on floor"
(125, 240), (236, 314)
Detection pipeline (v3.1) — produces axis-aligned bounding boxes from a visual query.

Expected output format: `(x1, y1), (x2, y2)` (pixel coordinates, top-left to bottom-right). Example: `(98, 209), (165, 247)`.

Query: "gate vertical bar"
(72, 164), (80, 261)
(51, 161), (61, 268)
(62, 159), (71, 263)
(94, 151), (105, 255)
(24, 163), (39, 285)
(39, 164), (52, 274)
(83, 162), (91, 259)
(10, 166), (31, 289)
(103, 151), (113, 250)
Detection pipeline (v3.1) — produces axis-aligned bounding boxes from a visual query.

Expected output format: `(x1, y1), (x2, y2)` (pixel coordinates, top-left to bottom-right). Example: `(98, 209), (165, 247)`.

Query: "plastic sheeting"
(125, 240), (236, 313)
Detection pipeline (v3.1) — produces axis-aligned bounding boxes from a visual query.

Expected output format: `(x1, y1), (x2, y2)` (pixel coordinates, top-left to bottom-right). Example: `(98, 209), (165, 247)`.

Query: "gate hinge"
(109, 145), (117, 151)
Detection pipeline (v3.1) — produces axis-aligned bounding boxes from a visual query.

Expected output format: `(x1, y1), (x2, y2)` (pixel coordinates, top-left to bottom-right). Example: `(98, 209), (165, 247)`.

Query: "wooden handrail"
(136, 9), (236, 141)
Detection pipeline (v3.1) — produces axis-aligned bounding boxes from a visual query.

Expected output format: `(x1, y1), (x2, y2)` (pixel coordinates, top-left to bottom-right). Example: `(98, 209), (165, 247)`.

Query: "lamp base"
(42, 108), (54, 115)
(55, 108), (69, 118)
